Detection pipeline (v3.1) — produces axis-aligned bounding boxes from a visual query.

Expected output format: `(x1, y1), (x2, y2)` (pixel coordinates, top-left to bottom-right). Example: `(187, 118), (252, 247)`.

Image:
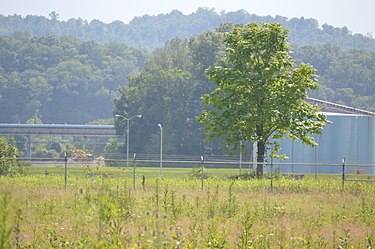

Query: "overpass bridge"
(0, 123), (117, 137)
(0, 124), (118, 160)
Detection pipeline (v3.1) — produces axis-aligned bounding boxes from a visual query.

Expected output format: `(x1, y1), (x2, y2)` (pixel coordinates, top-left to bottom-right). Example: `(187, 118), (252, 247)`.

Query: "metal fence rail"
(16, 155), (375, 173)
(9, 155), (375, 191)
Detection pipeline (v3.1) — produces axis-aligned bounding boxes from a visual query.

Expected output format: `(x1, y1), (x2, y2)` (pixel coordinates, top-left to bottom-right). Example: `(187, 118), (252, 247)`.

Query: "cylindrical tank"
(275, 114), (375, 174)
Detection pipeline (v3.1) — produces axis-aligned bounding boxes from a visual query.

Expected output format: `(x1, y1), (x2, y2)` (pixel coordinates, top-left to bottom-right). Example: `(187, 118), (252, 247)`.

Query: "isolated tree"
(198, 23), (327, 177)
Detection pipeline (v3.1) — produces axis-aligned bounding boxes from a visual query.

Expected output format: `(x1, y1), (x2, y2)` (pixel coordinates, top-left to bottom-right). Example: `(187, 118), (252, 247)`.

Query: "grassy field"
(1, 165), (374, 248)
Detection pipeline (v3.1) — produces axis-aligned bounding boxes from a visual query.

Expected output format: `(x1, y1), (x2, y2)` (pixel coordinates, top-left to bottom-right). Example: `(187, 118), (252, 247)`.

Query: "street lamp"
(158, 123), (163, 175)
(115, 114), (142, 168)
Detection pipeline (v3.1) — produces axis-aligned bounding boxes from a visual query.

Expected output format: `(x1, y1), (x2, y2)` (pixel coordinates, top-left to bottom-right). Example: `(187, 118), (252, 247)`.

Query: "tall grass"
(0, 166), (374, 248)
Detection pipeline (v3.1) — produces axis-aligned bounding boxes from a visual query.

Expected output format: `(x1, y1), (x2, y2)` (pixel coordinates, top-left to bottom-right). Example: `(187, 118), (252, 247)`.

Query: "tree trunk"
(256, 140), (265, 178)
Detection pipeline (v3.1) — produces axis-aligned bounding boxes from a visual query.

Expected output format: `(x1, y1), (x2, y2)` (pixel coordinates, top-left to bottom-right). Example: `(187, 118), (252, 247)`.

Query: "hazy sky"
(1, 0), (374, 36)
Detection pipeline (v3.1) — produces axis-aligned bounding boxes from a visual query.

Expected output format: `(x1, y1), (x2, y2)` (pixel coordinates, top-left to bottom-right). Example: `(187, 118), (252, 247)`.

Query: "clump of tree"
(293, 44), (375, 111)
(1, 9), (374, 51)
(198, 23), (327, 177)
(113, 32), (225, 155)
(0, 138), (26, 176)
(0, 33), (148, 124)
(1, 11), (375, 127)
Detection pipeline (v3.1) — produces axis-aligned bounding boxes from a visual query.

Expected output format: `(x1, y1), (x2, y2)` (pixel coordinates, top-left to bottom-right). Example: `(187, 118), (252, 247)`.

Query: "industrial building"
(274, 98), (375, 174)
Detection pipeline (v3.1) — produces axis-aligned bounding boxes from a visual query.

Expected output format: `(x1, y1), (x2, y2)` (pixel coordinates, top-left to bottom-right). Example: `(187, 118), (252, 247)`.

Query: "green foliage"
(199, 23), (327, 177)
(32, 148), (59, 159)
(237, 212), (254, 248)
(0, 34), (148, 123)
(0, 138), (26, 176)
(230, 171), (257, 180)
(1, 10), (375, 51)
(104, 138), (122, 159)
(1, 10), (375, 157)
(0, 192), (13, 249)
(190, 165), (208, 179)
(113, 36), (224, 155)
(294, 44), (375, 111)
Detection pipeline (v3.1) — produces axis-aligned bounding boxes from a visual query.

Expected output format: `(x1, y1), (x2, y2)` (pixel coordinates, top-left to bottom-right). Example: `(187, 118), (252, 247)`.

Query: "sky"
(1, 0), (374, 36)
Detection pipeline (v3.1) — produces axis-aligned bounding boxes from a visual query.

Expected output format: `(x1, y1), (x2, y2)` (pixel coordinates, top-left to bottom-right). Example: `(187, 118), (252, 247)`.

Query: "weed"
(0, 192), (13, 249)
(225, 181), (238, 218)
(206, 219), (229, 248)
(0, 168), (374, 248)
(190, 165), (208, 179)
(12, 209), (22, 249)
(237, 212), (254, 248)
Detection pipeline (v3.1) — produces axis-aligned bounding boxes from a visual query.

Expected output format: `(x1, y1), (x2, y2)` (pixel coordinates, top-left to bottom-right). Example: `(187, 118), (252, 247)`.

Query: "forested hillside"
(0, 33), (148, 123)
(1, 8), (375, 51)
(0, 8), (374, 128)
(294, 44), (375, 110)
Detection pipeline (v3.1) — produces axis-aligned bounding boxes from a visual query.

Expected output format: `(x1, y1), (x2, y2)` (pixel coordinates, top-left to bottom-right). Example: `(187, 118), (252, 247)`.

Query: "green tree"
(114, 38), (216, 155)
(198, 23), (327, 177)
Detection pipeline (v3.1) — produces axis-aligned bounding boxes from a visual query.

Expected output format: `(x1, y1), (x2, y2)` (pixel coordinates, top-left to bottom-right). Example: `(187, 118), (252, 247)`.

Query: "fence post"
(239, 138), (243, 175)
(201, 156), (204, 191)
(314, 145), (318, 179)
(133, 153), (136, 191)
(64, 152), (68, 189)
(341, 157), (346, 192)
(142, 175), (146, 191)
(270, 157), (273, 191)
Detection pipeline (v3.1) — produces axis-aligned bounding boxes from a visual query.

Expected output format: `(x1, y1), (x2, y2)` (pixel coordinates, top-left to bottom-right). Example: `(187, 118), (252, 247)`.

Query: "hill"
(0, 33), (148, 123)
(1, 8), (375, 51)
(0, 8), (374, 126)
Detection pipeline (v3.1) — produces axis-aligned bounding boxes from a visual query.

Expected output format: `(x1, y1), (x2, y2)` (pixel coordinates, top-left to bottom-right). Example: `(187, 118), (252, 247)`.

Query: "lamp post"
(158, 123), (163, 175)
(115, 114), (142, 168)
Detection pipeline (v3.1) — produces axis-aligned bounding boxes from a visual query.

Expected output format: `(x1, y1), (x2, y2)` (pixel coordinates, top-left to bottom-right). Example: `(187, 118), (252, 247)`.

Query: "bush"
(230, 171), (257, 180)
(0, 138), (26, 176)
(190, 165), (208, 179)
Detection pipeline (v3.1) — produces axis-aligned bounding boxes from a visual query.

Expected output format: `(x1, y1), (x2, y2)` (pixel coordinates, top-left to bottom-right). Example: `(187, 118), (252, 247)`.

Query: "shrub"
(0, 138), (26, 176)
(190, 165), (208, 179)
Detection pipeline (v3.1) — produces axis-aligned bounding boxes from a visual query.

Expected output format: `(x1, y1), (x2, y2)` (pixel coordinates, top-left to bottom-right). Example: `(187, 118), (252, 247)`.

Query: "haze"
(1, 0), (374, 36)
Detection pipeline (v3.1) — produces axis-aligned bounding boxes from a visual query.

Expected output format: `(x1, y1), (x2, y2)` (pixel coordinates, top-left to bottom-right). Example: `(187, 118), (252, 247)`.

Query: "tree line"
(1, 8), (374, 51)
(294, 44), (375, 110)
(1, 10), (375, 156)
(0, 33), (148, 123)
(0, 30), (374, 122)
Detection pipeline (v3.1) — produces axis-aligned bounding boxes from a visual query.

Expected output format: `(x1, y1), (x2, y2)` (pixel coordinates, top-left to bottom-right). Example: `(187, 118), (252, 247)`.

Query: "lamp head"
(158, 123), (162, 128)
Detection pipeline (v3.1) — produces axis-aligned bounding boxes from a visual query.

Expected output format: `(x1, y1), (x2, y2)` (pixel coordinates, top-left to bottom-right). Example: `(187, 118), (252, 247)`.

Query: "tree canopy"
(198, 23), (327, 177)
(1, 12), (375, 126)
(0, 34), (148, 123)
(1, 9), (375, 51)
(0, 138), (26, 176)
(113, 34), (225, 155)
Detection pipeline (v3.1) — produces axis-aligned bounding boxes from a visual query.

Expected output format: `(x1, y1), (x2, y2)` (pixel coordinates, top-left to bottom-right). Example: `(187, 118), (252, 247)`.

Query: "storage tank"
(275, 114), (375, 174)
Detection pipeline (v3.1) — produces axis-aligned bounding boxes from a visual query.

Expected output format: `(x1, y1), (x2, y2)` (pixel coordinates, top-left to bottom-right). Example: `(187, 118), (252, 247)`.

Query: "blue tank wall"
(273, 114), (375, 174)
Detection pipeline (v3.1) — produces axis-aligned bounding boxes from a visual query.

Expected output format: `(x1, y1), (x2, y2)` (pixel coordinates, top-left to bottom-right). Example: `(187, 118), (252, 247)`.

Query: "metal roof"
(306, 97), (375, 116)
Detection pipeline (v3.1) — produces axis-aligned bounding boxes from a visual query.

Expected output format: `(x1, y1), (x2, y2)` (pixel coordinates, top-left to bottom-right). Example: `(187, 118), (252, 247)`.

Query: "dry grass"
(0, 172), (374, 248)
